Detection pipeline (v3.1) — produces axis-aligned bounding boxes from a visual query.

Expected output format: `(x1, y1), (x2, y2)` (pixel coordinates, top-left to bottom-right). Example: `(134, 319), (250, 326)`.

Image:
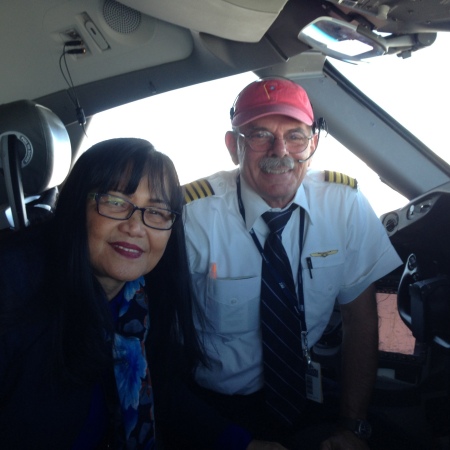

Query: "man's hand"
(320, 428), (370, 450)
(246, 439), (289, 450)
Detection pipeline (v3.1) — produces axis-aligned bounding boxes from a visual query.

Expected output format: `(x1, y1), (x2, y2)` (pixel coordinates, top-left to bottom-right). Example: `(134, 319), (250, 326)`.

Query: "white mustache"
(259, 156), (295, 173)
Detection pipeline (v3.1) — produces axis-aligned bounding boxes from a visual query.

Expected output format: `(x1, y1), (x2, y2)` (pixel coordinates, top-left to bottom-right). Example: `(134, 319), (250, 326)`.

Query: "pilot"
(182, 78), (403, 449)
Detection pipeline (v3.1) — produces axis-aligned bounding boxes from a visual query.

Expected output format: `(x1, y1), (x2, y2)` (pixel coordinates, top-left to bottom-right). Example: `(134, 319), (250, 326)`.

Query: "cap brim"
(232, 104), (314, 127)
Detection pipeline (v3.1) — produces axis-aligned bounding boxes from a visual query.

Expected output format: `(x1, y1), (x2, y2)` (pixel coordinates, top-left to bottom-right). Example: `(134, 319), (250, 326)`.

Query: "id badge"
(305, 361), (323, 403)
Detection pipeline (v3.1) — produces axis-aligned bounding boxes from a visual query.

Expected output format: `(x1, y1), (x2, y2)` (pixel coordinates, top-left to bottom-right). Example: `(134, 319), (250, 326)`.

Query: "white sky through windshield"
(81, 36), (448, 217)
(332, 32), (450, 164)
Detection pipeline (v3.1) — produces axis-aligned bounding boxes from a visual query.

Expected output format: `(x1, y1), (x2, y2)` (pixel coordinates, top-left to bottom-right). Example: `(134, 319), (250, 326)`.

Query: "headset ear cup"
(229, 90), (241, 123)
(319, 117), (328, 134)
(313, 117), (327, 135)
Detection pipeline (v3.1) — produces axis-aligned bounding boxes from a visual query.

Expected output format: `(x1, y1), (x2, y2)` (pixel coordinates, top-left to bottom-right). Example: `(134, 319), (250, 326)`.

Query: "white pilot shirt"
(184, 168), (402, 395)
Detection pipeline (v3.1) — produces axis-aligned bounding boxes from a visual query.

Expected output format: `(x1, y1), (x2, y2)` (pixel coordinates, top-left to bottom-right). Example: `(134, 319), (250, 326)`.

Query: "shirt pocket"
(306, 252), (344, 296)
(205, 276), (261, 334)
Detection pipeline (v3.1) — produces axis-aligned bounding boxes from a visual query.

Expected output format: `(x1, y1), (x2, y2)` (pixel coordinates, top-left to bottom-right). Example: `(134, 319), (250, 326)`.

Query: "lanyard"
(236, 176), (311, 365)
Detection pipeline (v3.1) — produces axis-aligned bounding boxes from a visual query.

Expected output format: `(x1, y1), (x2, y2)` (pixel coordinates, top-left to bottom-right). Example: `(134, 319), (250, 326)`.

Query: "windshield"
(80, 34), (449, 217)
(330, 32), (450, 165)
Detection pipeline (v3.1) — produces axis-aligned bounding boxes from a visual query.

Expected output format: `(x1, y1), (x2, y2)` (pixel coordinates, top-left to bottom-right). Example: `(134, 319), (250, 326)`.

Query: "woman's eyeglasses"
(88, 193), (179, 230)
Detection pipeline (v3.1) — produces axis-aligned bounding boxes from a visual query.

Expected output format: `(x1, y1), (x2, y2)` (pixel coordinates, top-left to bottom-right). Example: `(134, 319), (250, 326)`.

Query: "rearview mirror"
(298, 17), (387, 62)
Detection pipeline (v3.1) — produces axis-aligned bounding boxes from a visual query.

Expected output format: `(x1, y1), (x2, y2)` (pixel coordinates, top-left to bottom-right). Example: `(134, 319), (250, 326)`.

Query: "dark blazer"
(0, 225), (233, 450)
(0, 225), (100, 449)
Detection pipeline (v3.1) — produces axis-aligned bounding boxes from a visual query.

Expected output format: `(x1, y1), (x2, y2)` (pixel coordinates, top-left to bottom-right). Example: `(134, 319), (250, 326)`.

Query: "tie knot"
(262, 204), (298, 235)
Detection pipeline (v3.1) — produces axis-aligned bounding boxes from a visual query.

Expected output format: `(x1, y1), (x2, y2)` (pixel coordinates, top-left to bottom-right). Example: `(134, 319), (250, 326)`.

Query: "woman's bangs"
(145, 158), (174, 208)
(89, 145), (179, 211)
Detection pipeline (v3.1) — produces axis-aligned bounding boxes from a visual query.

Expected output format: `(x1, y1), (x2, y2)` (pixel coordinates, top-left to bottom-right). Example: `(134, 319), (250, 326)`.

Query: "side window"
(310, 135), (407, 217)
(79, 72), (257, 185)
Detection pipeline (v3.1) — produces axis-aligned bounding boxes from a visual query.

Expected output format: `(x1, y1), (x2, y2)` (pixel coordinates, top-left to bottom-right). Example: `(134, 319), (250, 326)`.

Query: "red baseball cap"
(231, 78), (314, 127)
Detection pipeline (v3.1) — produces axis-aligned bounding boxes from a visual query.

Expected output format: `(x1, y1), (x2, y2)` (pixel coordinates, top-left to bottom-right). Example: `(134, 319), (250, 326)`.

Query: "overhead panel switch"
(85, 20), (109, 51)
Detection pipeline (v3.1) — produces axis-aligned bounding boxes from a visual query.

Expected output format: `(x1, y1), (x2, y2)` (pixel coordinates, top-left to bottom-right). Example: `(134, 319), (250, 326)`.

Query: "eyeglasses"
(88, 193), (179, 230)
(238, 130), (313, 153)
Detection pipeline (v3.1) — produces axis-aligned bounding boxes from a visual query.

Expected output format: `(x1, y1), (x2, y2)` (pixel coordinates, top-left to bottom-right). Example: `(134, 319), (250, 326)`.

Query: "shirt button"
(230, 298), (237, 304)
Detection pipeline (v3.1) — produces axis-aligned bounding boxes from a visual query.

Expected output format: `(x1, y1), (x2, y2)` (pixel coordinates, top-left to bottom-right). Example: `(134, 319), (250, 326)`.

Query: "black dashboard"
(379, 182), (450, 350)
(381, 183), (450, 268)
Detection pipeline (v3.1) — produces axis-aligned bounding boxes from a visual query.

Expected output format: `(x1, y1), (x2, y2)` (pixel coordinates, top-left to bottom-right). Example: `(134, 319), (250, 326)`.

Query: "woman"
(0, 138), (206, 449)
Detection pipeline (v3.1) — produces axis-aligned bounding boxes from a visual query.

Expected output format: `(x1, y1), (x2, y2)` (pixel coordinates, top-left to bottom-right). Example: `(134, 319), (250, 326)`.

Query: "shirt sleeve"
(338, 189), (403, 303)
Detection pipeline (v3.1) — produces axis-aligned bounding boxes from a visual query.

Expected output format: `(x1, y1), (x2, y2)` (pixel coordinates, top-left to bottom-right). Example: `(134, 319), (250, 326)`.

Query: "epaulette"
(183, 178), (215, 204)
(324, 170), (358, 189)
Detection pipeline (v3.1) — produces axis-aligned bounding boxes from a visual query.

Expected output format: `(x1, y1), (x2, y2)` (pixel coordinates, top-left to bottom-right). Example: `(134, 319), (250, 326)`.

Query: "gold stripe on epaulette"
(324, 170), (358, 189)
(183, 178), (215, 203)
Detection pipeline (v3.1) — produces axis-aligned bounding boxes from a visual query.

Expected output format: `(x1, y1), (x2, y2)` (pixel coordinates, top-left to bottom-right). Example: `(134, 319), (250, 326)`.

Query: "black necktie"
(260, 204), (306, 425)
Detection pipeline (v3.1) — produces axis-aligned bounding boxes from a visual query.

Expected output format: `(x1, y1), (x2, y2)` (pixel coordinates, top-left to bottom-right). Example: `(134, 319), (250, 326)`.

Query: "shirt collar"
(239, 173), (311, 231)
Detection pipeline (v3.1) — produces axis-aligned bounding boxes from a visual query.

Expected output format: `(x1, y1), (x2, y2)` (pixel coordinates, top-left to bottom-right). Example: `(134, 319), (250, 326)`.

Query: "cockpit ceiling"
(119, 0), (450, 39)
(118, 0), (289, 43)
(2, 0), (450, 110)
(323, 0), (450, 33)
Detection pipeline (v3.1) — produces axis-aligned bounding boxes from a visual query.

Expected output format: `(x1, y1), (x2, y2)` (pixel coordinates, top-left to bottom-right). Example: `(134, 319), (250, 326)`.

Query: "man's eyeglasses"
(88, 193), (179, 230)
(238, 130), (313, 153)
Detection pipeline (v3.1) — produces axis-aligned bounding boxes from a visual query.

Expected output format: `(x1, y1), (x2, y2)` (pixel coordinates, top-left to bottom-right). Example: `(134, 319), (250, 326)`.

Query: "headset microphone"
(297, 153), (315, 164)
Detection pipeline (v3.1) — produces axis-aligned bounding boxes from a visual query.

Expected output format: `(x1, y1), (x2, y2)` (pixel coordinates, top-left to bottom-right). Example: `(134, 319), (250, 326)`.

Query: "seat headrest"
(0, 100), (72, 205)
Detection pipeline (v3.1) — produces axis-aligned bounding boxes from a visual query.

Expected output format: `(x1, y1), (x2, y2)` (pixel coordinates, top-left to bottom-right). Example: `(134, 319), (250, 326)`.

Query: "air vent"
(103, 0), (141, 34)
(382, 212), (399, 234)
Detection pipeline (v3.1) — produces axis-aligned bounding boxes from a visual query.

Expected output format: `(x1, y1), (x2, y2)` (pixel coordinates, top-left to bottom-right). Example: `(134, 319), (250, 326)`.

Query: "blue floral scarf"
(110, 277), (154, 449)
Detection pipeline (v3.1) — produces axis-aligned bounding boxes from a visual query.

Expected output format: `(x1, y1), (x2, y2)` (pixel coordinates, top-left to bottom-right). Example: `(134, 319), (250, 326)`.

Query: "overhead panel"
(118, 0), (289, 43)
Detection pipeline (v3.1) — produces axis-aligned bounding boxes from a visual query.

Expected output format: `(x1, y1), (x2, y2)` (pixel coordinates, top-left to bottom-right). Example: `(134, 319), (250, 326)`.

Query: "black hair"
(44, 138), (204, 382)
